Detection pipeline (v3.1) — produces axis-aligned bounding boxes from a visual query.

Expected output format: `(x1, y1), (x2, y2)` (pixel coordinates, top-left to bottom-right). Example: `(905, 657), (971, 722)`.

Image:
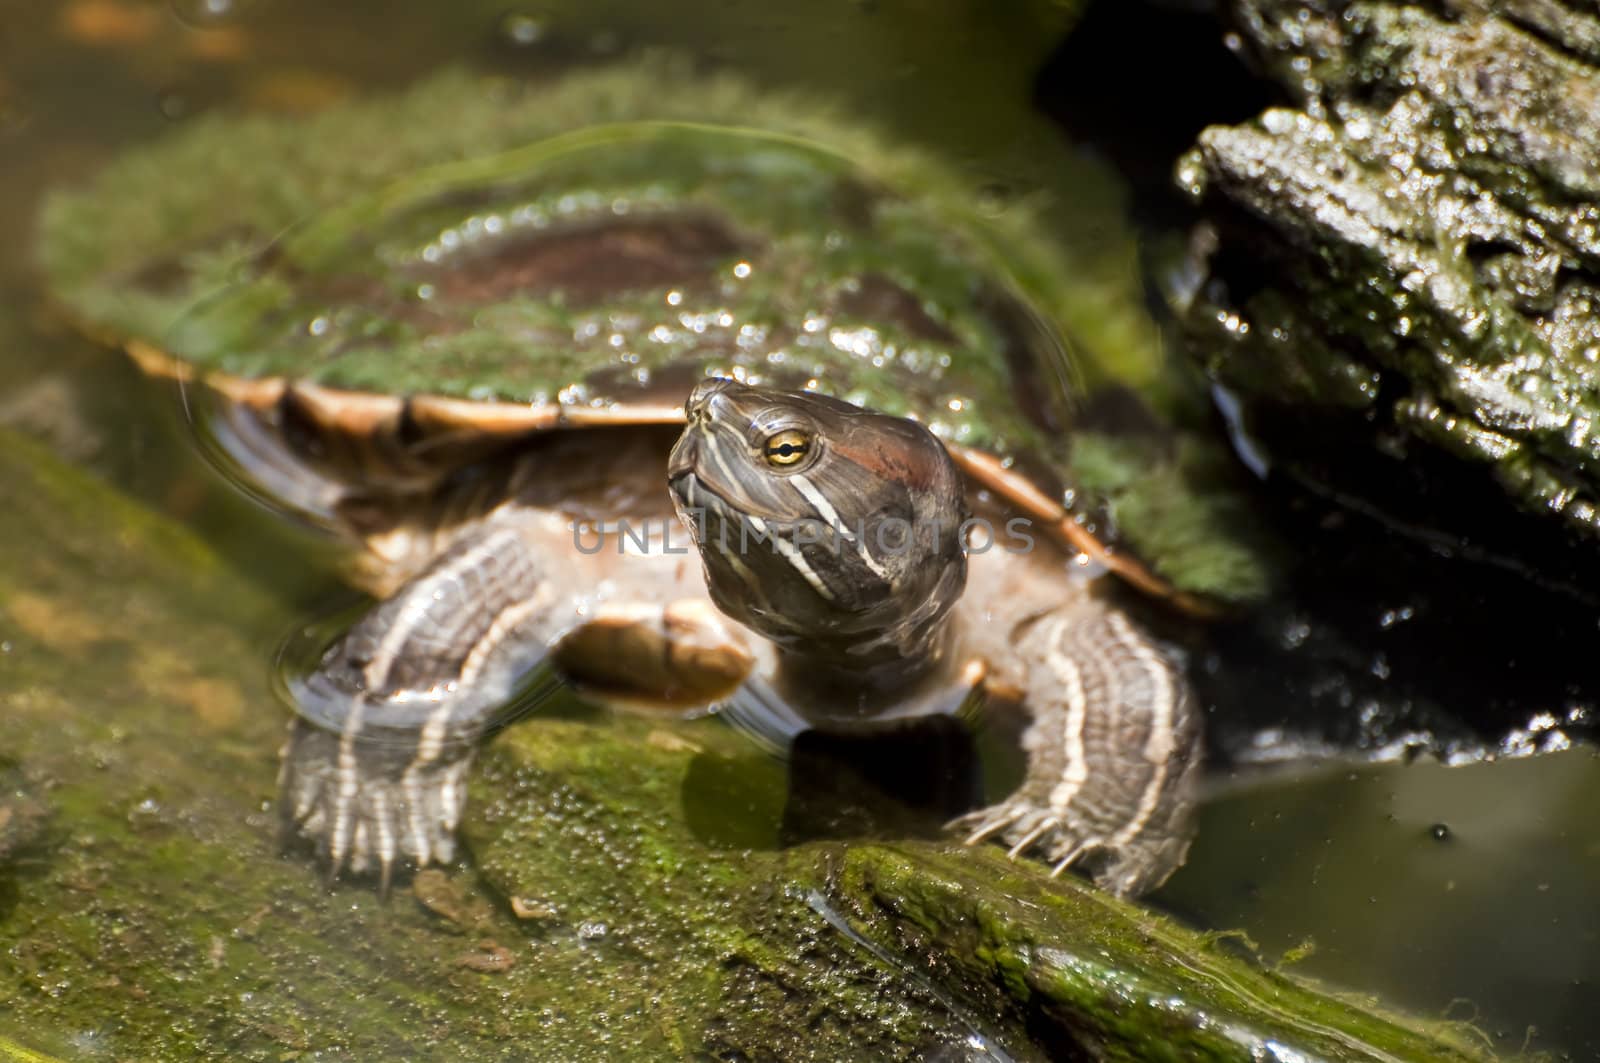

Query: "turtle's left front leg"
(952, 594), (1201, 897)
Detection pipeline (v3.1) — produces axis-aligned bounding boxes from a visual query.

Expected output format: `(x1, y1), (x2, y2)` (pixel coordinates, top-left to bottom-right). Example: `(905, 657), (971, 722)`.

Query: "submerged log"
(0, 430), (1493, 1059)
(1178, 0), (1600, 596)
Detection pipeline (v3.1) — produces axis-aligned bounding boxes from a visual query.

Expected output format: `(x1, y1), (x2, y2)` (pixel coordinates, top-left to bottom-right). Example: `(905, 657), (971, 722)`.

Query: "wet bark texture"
(0, 431), (1493, 1060)
(1179, 0), (1600, 596)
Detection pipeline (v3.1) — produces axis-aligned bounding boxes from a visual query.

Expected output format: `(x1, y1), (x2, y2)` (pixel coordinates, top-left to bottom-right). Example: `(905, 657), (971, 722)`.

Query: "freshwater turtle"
(44, 70), (1211, 897)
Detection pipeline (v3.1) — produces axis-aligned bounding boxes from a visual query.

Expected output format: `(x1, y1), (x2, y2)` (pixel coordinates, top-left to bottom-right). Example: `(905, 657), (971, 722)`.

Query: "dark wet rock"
(1177, 0), (1600, 596)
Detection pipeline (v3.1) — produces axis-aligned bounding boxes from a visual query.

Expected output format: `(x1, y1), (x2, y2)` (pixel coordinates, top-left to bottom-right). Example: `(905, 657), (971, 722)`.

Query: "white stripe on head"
(747, 515), (837, 602)
(790, 472), (894, 582)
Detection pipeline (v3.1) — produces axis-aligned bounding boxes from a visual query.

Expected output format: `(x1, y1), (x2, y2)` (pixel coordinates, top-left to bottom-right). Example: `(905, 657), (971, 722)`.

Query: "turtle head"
(668, 378), (967, 678)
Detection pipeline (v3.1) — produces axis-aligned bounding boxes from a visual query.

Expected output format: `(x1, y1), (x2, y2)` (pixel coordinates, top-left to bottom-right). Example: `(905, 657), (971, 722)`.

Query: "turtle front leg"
(952, 596), (1201, 897)
(278, 516), (754, 890)
(278, 520), (567, 890)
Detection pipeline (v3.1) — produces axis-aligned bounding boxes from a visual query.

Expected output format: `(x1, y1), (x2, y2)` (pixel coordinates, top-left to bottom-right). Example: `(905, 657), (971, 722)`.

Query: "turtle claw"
(278, 717), (473, 889)
(955, 804), (1025, 846)
(952, 799), (1192, 897)
(951, 802), (1101, 881)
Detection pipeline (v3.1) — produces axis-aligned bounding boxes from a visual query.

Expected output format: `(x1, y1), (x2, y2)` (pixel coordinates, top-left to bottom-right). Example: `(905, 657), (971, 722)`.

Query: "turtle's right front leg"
(278, 514), (754, 889)
(279, 521), (566, 889)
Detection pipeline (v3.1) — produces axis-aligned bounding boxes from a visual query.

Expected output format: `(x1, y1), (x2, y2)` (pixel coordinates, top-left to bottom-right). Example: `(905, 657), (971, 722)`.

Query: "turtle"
(41, 67), (1216, 897)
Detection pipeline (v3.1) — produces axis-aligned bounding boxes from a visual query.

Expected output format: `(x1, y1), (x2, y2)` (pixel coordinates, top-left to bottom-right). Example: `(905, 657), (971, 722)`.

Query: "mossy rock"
(0, 429), (1498, 1059)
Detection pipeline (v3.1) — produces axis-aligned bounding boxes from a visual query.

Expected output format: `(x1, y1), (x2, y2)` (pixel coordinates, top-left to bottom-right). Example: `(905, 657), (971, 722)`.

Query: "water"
(1, 1), (1597, 1058)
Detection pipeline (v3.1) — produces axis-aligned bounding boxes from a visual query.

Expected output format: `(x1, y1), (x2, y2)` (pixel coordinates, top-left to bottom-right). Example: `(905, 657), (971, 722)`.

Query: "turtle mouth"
(668, 466), (814, 549)
(668, 468), (746, 530)
(666, 467), (703, 517)
(667, 423), (787, 525)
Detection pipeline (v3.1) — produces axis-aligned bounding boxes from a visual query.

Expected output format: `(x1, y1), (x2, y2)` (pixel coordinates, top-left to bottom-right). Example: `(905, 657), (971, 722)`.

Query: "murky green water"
(1, 1), (1597, 1058)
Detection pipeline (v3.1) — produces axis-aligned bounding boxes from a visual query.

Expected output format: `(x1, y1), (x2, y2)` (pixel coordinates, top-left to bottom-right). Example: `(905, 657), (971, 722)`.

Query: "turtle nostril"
(686, 376), (735, 420)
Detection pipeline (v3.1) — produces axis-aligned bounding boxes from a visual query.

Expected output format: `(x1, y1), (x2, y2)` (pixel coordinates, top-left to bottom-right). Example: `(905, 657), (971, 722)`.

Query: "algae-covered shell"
(41, 61), (1263, 606)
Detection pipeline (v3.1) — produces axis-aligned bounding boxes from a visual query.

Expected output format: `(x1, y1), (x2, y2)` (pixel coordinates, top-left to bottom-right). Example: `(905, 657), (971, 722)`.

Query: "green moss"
(832, 846), (1500, 1061)
(45, 76), (1064, 453)
(0, 1035), (65, 1063)
(1183, 1), (1600, 550)
(0, 428), (962, 1060)
(1072, 432), (1274, 601)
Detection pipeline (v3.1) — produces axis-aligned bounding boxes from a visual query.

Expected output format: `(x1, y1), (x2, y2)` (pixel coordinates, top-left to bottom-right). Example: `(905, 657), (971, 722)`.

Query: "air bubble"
(170, 0), (237, 26)
(499, 12), (545, 46)
(157, 91), (191, 121)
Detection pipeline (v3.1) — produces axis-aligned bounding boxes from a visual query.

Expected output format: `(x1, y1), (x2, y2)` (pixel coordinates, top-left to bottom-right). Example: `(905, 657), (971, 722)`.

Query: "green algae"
(471, 717), (1505, 1061)
(39, 62), (1087, 431)
(149, 121), (1052, 459)
(831, 847), (1502, 1062)
(1072, 431), (1275, 602)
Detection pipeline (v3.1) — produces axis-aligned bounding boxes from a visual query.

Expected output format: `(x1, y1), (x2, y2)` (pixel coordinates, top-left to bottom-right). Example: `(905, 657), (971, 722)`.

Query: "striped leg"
(278, 522), (564, 891)
(278, 516), (756, 890)
(952, 598), (1201, 897)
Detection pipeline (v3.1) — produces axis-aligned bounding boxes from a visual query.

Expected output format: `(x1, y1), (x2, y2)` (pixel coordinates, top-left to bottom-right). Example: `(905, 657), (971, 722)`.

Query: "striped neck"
(771, 597), (958, 718)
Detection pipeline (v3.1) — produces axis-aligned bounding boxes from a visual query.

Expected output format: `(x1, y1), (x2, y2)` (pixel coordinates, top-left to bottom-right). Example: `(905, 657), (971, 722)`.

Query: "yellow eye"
(763, 429), (811, 467)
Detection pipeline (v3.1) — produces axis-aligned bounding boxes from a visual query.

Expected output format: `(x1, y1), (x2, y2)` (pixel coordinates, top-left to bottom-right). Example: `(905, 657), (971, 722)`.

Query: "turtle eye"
(762, 429), (811, 467)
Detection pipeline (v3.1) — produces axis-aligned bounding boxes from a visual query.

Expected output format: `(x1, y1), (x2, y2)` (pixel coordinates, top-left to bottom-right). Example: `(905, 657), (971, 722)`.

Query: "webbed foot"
(274, 520), (566, 890)
(275, 514), (756, 889)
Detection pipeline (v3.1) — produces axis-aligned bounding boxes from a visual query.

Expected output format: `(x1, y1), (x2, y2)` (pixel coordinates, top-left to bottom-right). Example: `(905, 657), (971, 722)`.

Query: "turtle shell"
(42, 64), (1257, 609)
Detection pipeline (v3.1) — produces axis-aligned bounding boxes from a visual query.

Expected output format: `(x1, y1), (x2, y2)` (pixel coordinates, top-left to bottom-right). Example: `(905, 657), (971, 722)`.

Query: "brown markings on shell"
(833, 273), (958, 344)
(414, 213), (751, 306)
(271, 388), (689, 489)
(130, 333), (691, 488)
(208, 372), (288, 409)
(285, 381), (405, 438)
(126, 338), (198, 383)
(581, 358), (737, 414)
